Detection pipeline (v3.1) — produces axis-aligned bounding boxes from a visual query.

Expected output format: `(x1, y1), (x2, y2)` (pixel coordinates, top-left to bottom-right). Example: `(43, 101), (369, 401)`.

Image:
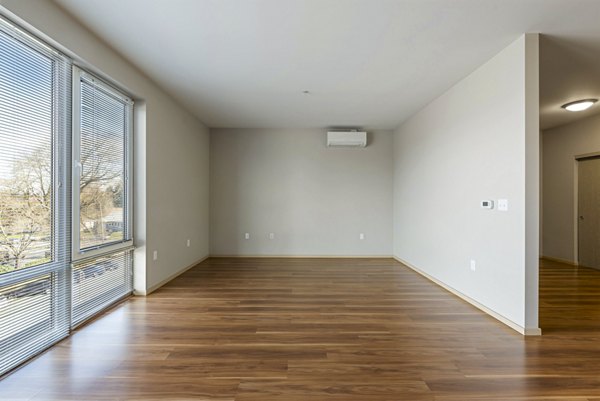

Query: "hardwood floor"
(1, 257), (600, 400)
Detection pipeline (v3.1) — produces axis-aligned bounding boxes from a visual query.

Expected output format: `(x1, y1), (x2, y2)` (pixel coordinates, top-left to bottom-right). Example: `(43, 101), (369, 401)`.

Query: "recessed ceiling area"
(53, 0), (600, 130)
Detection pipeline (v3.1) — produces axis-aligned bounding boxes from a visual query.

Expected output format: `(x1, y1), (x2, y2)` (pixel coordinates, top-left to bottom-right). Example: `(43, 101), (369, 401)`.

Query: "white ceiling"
(540, 35), (600, 130)
(53, 0), (600, 130)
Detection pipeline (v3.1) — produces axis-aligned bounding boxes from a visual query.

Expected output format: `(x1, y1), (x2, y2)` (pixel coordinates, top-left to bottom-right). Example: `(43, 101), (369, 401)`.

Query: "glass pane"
(72, 249), (132, 325)
(0, 31), (53, 274)
(0, 274), (52, 345)
(79, 79), (126, 250)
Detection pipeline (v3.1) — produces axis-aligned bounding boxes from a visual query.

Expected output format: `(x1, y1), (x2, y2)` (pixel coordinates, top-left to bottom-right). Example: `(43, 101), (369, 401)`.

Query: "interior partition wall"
(0, 15), (134, 376)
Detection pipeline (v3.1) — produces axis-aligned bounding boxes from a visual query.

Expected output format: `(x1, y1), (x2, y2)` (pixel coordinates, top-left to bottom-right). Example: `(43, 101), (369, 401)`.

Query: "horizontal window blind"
(72, 67), (133, 327)
(0, 13), (135, 377)
(74, 70), (132, 256)
(0, 270), (68, 375)
(0, 20), (53, 274)
(71, 248), (132, 326)
(0, 16), (71, 376)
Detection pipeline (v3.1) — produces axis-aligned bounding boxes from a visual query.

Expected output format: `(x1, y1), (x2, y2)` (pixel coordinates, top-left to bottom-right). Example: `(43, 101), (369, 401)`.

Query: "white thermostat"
(481, 200), (494, 209)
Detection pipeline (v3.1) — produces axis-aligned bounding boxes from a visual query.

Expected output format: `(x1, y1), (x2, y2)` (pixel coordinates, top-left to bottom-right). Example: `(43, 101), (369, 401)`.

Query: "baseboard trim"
(393, 256), (541, 336)
(524, 327), (543, 336)
(135, 255), (210, 296)
(540, 255), (578, 266)
(209, 255), (393, 258)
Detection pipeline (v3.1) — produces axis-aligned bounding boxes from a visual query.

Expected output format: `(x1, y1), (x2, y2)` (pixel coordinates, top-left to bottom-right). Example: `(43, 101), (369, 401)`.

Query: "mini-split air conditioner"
(326, 131), (367, 147)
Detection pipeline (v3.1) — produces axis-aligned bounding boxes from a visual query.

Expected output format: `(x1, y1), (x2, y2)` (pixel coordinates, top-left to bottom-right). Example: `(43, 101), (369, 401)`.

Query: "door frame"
(574, 152), (600, 266)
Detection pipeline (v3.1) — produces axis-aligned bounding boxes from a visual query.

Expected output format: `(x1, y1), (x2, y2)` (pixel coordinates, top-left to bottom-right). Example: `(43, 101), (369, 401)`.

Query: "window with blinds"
(71, 248), (132, 326)
(0, 16), (71, 376)
(73, 70), (132, 255)
(0, 15), (135, 376)
(71, 67), (133, 326)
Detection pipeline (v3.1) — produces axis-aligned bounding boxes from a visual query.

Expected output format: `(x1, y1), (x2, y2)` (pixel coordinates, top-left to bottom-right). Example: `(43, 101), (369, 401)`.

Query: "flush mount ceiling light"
(561, 99), (598, 112)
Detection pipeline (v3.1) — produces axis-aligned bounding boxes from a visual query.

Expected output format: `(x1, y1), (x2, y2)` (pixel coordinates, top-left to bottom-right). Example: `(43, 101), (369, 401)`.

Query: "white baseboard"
(540, 255), (578, 266)
(135, 255), (210, 296)
(209, 255), (394, 258)
(393, 256), (541, 336)
(524, 327), (543, 335)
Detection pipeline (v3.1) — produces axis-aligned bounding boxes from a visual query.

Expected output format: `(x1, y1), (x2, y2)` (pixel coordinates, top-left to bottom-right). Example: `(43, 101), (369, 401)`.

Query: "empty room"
(0, 0), (600, 400)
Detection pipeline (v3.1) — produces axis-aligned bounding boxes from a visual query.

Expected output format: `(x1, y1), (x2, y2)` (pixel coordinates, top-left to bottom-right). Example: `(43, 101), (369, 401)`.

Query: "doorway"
(577, 156), (600, 269)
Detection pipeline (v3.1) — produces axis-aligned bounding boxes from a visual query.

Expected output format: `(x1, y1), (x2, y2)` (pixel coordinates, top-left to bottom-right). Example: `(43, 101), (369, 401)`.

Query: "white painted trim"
(575, 151), (600, 160)
(209, 255), (394, 258)
(524, 327), (543, 336)
(135, 255), (209, 296)
(393, 256), (542, 336)
(540, 256), (578, 266)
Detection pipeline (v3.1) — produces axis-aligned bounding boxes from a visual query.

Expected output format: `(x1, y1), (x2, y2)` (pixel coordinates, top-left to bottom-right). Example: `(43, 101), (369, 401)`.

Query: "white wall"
(1, 1), (542, 333)
(393, 35), (539, 333)
(542, 113), (600, 264)
(211, 129), (393, 256)
(0, 0), (211, 293)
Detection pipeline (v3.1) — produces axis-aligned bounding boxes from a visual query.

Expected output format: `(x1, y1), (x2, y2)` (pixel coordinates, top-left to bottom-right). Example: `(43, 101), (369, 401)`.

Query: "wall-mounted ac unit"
(327, 131), (367, 147)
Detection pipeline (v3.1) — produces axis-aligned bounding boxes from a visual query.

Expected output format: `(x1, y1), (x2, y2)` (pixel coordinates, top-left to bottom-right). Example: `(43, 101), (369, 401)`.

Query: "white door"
(578, 157), (600, 269)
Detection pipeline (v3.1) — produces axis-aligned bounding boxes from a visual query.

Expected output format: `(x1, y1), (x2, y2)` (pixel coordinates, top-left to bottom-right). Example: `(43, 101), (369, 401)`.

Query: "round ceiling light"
(561, 99), (598, 112)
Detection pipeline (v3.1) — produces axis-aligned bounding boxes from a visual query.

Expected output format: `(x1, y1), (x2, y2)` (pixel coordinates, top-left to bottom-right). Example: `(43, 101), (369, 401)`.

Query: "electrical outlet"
(244, 233), (250, 240)
(470, 259), (476, 271)
(186, 239), (190, 247)
(359, 233), (365, 240)
(498, 199), (509, 211)
(153, 250), (158, 261)
(269, 233), (275, 240)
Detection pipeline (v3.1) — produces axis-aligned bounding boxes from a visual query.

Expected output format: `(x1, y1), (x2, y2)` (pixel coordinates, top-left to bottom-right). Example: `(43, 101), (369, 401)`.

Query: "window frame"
(71, 65), (133, 262)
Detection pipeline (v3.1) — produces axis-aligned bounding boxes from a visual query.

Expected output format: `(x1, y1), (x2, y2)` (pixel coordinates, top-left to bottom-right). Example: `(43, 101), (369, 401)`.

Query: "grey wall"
(542, 113), (600, 264)
(393, 35), (539, 332)
(210, 129), (393, 256)
(0, 0), (211, 293)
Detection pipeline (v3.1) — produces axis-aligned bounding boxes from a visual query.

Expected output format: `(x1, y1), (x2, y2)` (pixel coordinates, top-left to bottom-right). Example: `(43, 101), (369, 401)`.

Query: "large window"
(71, 67), (133, 325)
(0, 16), (71, 376)
(0, 16), (134, 376)
(73, 68), (132, 256)
(0, 23), (54, 274)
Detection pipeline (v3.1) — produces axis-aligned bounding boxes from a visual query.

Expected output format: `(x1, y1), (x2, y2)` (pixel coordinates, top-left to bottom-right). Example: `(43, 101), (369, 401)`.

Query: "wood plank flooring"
(1, 257), (600, 400)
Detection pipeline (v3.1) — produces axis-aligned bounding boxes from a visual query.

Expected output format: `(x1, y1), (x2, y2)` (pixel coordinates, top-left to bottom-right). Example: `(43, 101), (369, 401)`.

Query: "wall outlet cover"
(498, 199), (509, 211)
